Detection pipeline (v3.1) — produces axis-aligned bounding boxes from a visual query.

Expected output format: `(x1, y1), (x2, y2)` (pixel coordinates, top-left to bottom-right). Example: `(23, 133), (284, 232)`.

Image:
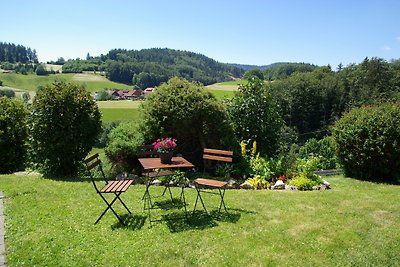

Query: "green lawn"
(0, 174), (398, 266)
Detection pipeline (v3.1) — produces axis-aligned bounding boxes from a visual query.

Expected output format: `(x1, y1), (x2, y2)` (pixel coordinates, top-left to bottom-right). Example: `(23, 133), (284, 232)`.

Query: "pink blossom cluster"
(152, 137), (177, 153)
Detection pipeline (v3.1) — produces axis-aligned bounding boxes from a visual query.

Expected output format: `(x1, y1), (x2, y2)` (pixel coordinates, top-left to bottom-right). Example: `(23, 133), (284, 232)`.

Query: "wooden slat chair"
(84, 153), (133, 226)
(192, 148), (233, 214)
(137, 145), (175, 201)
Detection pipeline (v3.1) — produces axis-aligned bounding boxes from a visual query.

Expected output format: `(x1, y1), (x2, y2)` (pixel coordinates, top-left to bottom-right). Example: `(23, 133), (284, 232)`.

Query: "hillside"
(62, 48), (245, 88)
(228, 62), (290, 71)
(0, 73), (132, 93)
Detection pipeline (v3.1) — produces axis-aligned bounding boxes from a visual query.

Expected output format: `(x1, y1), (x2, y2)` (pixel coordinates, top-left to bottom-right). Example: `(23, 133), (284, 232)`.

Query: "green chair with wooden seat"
(84, 153), (134, 226)
(192, 148), (233, 214)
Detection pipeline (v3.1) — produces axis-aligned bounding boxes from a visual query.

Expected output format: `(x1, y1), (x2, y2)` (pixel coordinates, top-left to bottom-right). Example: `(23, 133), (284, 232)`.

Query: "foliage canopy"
(0, 97), (28, 173)
(140, 77), (235, 165)
(29, 81), (101, 176)
(332, 102), (400, 181)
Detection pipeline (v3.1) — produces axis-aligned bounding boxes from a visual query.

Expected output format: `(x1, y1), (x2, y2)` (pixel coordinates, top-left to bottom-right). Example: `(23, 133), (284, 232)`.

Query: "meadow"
(0, 174), (398, 266)
(1, 72), (238, 122)
(0, 73), (131, 92)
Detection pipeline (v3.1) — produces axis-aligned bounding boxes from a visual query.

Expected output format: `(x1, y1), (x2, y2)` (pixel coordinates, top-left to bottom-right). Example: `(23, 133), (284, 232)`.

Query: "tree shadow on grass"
(111, 214), (147, 231)
(163, 208), (246, 233)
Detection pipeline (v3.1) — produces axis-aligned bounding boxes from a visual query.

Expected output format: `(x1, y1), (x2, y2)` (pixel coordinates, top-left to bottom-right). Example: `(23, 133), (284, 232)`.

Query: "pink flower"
(152, 137), (177, 153)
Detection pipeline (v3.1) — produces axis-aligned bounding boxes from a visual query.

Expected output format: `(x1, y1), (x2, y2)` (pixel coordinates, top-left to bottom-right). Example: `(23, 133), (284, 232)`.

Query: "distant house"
(144, 87), (154, 96)
(106, 89), (143, 100)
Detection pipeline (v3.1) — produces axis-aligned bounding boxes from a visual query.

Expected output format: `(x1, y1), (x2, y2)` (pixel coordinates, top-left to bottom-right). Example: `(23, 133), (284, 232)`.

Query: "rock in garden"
(323, 180), (331, 189)
(151, 179), (162, 186)
(272, 180), (285, 190)
(240, 182), (254, 190)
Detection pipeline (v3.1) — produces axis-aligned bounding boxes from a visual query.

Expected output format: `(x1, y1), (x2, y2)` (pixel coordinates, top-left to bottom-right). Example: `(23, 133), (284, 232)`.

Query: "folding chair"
(84, 153), (133, 226)
(192, 148), (233, 214)
(137, 145), (175, 202)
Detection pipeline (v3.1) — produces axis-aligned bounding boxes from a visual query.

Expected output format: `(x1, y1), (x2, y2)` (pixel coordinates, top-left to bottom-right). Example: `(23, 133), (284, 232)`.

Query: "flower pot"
(158, 151), (173, 164)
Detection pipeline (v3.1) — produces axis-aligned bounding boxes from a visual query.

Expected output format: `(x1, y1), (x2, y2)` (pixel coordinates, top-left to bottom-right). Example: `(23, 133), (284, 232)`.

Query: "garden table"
(138, 156), (194, 226)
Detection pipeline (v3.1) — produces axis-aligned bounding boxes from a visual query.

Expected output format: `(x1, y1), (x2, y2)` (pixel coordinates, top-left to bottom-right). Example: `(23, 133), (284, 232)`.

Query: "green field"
(0, 174), (398, 266)
(97, 100), (142, 123)
(0, 73), (131, 92)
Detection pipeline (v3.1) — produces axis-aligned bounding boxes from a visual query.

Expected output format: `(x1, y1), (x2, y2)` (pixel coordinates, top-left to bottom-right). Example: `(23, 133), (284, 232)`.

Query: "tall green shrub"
(0, 97), (27, 173)
(228, 77), (283, 156)
(29, 81), (101, 176)
(140, 77), (235, 165)
(332, 102), (400, 181)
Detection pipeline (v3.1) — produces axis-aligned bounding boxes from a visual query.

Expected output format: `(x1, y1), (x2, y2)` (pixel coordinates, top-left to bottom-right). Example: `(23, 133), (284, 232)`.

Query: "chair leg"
(192, 186), (208, 214)
(218, 188), (228, 213)
(96, 192), (126, 225)
(180, 186), (187, 217)
(115, 192), (132, 214)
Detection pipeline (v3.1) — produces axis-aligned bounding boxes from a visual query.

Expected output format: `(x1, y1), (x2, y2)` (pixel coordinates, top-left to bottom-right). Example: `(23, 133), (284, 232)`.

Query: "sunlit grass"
(0, 73), (131, 92)
(0, 175), (398, 266)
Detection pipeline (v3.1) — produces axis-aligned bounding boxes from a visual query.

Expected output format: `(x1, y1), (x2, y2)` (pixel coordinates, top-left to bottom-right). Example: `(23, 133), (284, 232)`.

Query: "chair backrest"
(202, 148), (233, 173)
(84, 153), (107, 192)
(203, 148), (233, 163)
(137, 144), (158, 158)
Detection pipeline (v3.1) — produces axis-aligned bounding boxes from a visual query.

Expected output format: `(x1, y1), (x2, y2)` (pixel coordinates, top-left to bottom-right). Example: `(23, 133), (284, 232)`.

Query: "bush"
(228, 77), (283, 156)
(287, 157), (323, 190)
(140, 77), (235, 166)
(332, 102), (400, 181)
(95, 121), (120, 148)
(298, 136), (338, 170)
(29, 81), (101, 176)
(105, 122), (144, 174)
(288, 174), (318, 190)
(0, 89), (16, 98)
(0, 97), (28, 173)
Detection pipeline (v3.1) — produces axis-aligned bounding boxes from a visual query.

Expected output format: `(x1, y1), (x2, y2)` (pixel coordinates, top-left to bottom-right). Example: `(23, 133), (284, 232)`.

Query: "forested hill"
(62, 48), (245, 88)
(229, 62), (290, 71)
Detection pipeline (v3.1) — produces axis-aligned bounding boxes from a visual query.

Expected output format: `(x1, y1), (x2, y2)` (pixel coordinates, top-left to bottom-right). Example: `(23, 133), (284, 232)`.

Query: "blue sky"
(2, 0), (399, 67)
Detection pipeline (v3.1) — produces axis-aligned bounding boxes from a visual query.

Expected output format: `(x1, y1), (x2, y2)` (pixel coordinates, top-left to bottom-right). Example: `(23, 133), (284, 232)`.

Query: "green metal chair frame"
(192, 148), (233, 214)
(84, 153), (133, 226)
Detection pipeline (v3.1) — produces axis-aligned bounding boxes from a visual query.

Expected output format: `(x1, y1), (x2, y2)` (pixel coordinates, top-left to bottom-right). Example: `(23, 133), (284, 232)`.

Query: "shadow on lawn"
(112, 214), (147, 231)
(163, 209), (248, 233)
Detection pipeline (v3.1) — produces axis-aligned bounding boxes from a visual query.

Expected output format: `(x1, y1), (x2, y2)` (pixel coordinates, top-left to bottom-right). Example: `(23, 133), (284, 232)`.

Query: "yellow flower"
(251, 141), (257, 158)
(240, 141), (246, 157)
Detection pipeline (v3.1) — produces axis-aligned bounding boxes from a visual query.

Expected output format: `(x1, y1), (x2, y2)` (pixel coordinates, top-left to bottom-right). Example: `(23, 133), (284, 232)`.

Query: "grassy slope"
(0, 72), (237, 122)
(0, 175), (398, 266)
(0, 73), (131, 92)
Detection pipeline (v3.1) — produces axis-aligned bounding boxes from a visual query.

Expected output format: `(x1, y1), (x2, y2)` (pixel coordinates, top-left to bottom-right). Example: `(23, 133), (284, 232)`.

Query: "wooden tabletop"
(138, 157), (195, 170)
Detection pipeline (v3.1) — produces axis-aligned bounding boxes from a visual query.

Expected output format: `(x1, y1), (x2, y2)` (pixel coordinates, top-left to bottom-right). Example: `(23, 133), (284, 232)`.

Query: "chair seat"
(194, 178), (227, 188)
(100, 180), (133, 193)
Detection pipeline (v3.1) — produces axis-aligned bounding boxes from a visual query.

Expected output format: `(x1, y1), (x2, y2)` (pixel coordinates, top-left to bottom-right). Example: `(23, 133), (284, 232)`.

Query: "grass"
(97, 100), (142, 123)
(100, 108), (140, 123)
(0, 174), (398, 266)
(0, 73), (131, 92)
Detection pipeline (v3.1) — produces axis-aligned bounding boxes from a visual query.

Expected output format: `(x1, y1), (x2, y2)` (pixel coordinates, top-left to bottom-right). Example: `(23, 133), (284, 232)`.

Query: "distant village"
(95, 88), (154, 101)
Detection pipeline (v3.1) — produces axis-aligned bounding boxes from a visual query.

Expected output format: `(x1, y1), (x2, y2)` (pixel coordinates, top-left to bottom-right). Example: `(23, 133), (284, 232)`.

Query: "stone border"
(0, 192), (6, 266)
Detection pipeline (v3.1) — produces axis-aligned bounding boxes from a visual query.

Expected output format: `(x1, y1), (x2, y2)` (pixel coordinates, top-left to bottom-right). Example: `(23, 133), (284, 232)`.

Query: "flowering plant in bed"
(152, 137), (177, 153)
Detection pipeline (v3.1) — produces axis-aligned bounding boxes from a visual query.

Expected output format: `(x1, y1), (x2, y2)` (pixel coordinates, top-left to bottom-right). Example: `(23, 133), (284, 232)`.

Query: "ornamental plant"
(332, 102), (400, 181)
(152, 137), (177, 153)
